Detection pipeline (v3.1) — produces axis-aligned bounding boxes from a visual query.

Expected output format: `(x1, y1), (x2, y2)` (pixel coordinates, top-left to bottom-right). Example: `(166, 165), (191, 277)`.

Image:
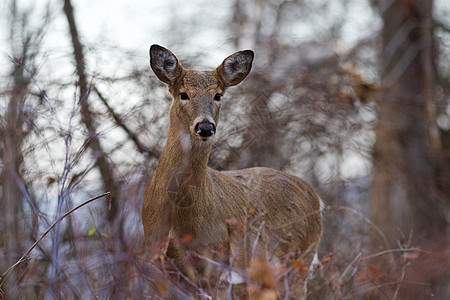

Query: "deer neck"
(155, 121), (212, 206)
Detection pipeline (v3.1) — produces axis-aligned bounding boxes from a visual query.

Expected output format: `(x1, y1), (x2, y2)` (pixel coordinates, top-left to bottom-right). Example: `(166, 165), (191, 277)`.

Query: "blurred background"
(0, 0), (449, 298)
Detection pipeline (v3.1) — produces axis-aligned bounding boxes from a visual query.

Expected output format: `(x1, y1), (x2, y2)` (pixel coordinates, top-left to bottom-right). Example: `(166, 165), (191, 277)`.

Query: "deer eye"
(179, 92), (189, 101)
(214, 93), (222, 101)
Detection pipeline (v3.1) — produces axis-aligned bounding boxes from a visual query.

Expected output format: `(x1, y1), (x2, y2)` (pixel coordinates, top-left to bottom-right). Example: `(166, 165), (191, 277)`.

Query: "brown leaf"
(248, 257), (279, 289)
(181, 234), (193, 243)
(356, 271), (368, 281)
(154, 280), (168, 295)
(321, 254), (333, 265)
(293, 260), (308, 272)
(368, 264), (381, 277)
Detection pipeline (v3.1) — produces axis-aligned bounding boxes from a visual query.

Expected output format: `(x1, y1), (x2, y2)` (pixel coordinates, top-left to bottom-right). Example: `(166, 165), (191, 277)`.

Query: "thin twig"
(0, 192), (111, 288)
(362, 248), (426, 260)
(251, 220), (265, 258)
(392, 261), (409, 300)
(326, 205), (391, 256)
(338, 252), (362, 287)
(94, 85), (160, 158)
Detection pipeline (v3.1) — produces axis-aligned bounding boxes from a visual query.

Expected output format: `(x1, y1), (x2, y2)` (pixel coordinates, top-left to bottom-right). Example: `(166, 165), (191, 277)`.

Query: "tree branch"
(93, 86), (160, 158)
(0, 192), (111, 291)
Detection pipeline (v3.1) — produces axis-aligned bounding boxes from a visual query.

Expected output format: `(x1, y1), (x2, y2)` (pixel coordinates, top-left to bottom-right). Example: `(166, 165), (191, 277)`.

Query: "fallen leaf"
(368, 264), (381, 277)
(181, 234), (193, 243)
(293, 260), (308, 272)
(88, 226), (96, 236)
(154, 280), (168, 295)
(321, 254), (333, 265)
(356, 271), (367, 281)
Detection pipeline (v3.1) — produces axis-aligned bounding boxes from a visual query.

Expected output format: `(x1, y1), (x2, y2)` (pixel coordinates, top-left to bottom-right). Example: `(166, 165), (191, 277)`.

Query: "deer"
(142, 44), (323, 299)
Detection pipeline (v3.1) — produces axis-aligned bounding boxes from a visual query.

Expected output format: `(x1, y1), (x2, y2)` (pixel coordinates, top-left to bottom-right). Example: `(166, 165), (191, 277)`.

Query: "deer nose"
(194, 120), (216, 137)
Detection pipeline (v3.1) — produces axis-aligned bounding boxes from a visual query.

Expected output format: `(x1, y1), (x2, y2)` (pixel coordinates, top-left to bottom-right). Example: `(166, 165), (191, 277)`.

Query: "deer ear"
(150, 44), (183, 85)
(216, 50), (254, 87)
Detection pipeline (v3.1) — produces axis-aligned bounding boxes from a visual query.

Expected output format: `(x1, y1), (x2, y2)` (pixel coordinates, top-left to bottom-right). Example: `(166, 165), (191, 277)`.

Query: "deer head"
(149, 44), (254, 142)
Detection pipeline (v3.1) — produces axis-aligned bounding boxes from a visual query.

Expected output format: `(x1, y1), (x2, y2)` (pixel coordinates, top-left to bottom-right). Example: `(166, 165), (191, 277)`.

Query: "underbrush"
(2, 193), (443, 299)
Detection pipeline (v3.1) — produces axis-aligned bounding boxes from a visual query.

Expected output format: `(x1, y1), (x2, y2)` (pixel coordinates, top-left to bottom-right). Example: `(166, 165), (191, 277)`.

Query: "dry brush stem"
(325, 205), (391, 257)
(0, 192), (111, 292)
(362, 248), (426, 260)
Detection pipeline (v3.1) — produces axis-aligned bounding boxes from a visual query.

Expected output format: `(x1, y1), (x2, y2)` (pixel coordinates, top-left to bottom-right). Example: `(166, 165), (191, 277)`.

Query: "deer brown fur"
(142, 45), (322, 298)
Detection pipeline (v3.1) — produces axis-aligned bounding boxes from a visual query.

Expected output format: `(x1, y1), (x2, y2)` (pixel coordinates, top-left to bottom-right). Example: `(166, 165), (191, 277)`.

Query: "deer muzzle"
(194, 119), (216, 138)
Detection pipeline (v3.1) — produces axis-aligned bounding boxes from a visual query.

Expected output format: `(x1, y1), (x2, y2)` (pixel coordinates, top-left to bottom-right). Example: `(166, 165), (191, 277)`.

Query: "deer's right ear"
(150, 45), (182, 85)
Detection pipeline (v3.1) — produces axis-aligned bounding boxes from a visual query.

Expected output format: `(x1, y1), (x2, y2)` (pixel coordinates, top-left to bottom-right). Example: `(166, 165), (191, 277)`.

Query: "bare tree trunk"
(62, 0), (120, 225)
(0, 63), (27, 299)
(369, 0), (448, 297)
(0, 1), (45, 297)
(58, 2), (125, 297)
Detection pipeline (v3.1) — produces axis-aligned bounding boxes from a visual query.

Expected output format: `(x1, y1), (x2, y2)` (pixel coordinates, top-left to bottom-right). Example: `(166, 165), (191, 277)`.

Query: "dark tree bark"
(0, 2), (46, 297)
(369, 0), (449, 297)
(62, 0), (120, 225)
(0, 59), (28, 299)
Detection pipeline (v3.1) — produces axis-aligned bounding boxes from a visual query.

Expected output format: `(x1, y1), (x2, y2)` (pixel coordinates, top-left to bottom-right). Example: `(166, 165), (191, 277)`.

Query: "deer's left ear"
(216, 50), (254, 87)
